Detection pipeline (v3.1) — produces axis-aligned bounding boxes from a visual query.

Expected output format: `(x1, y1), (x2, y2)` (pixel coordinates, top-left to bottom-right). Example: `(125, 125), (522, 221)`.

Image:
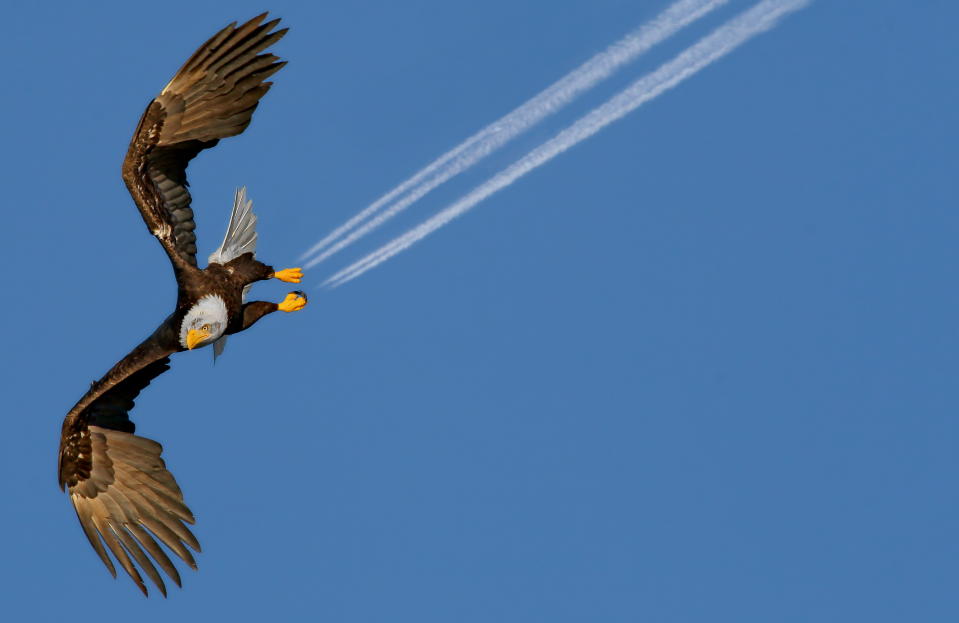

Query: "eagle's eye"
(201, 323), (211, 332)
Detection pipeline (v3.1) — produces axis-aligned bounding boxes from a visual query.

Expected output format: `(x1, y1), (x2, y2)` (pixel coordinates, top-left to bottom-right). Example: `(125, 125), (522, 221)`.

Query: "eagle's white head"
(179, 295), (228, 350)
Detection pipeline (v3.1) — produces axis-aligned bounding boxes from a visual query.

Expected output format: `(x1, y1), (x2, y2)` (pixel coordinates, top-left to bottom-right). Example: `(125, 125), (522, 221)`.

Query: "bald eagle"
(57, 14), (304, 596)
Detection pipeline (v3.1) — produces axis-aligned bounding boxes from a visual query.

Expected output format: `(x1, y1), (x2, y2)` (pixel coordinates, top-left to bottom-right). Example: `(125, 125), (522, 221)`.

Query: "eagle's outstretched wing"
(58, 333), (191, 597)
(121, 13), (286, 273)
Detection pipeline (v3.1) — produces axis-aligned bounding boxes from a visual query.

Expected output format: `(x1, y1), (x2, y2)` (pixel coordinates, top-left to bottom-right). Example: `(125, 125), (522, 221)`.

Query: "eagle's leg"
(272, 267), (303, 283)
(236, 301), (277, 332)
(223, 254), (301, 284)
(234, 292), (308, 333)
(225, 253), (277, 287)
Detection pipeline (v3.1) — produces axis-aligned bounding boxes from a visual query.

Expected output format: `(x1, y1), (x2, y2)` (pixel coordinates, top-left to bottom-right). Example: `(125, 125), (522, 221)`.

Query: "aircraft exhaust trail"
(323, 0), (810, 288)
(300, 0), (729, 268)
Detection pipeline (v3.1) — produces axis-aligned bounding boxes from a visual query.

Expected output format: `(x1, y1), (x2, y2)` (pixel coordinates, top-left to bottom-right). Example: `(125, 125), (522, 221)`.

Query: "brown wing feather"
(58, 332), (198, 597)
(121, 13), (287, 272)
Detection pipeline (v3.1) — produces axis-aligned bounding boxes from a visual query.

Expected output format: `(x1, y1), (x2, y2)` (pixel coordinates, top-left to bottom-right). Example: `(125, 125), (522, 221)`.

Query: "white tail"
(209, 186), (258, 265)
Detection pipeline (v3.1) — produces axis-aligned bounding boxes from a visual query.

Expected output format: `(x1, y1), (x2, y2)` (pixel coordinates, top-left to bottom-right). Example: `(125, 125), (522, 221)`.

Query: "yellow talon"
(278, 291), (307, 313)
(274, 267), (303, 283)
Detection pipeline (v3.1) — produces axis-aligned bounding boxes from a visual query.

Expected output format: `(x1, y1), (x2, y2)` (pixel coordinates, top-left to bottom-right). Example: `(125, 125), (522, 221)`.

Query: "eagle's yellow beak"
(186, 328), (210, 350)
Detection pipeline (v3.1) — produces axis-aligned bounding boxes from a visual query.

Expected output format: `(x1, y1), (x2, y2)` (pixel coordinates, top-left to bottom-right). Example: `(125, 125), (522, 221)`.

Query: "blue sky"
(2, 0), (957, 620)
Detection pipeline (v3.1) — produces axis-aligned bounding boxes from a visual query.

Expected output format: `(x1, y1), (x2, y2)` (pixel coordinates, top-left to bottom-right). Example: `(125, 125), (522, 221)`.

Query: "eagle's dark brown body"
(56, 14), (303, 597)
(171, 253), (279, 345)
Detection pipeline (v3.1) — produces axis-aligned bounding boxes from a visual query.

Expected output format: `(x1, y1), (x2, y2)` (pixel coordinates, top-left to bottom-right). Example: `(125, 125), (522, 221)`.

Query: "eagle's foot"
(278, 290), (308, 312)
(273, 267), (303, 283)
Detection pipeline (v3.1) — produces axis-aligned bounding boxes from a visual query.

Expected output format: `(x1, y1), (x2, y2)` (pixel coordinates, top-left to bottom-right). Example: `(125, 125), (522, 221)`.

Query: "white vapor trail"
(300, 0), (728, 268)
(324, 0), (809, 288)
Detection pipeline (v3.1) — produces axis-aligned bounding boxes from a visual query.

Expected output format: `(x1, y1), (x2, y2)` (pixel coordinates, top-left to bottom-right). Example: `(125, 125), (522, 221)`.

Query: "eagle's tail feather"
(209, 186), (258, 266)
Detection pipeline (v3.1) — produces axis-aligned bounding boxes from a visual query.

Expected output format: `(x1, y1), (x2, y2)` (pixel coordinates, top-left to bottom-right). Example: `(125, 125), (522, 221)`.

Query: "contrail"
(324, 0), (809, 288)
(300, 0), (729, 268)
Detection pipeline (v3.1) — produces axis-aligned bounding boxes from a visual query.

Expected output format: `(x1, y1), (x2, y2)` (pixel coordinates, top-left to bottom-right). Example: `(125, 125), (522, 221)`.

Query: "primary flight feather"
(57, 13), (305, 597)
